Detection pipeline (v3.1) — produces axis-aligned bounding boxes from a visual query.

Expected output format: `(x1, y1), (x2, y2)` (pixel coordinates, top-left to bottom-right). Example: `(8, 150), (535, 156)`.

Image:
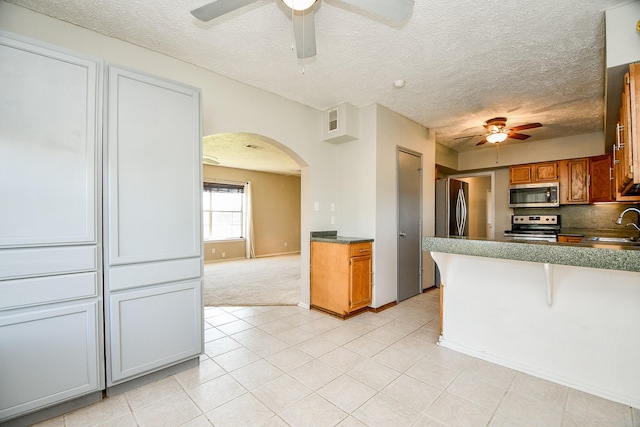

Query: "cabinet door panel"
(589, 154), (614, 203)
(0, 302), (101, 420)
(106, 67), (201, 265)
(0, 36), (100, 247)
(510, 165), (532, 184)
(349, 255), (372, 311)
(108, 281), (202, 383)
(534, 162), (558, 182)
(566, 159), (589, 204)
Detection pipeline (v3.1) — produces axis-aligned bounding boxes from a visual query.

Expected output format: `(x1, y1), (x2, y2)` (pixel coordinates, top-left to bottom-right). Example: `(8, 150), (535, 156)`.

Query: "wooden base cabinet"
(311, 242), (372, 317)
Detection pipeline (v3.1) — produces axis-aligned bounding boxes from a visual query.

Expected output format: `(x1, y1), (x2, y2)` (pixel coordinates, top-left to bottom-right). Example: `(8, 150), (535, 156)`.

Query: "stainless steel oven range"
(503, 214), (560, 242)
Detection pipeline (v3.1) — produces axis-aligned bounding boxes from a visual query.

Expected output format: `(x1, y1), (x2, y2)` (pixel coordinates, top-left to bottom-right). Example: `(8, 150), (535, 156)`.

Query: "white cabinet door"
(104, 66), (203, 385)
(0, 34), (100, 248)
(105, 67), (201, 266)
(0, 301), (101, 421)
(108, 281), (202, 382)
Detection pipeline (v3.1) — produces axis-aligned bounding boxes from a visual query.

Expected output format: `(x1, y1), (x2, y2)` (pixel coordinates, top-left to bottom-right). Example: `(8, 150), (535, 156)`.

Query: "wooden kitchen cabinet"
(510, 164), (534, 184)
(311, 241), (372, 318)
(589, 153), (615, 203)
(534, 162), (560, 182)
(613, 63), (640, 201)
(509, 162), (558, 184)
(559, 158), (589, 204)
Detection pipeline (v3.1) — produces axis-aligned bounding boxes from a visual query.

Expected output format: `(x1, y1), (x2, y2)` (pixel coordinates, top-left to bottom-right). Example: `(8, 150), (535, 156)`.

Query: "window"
(203, 182), (245, 240)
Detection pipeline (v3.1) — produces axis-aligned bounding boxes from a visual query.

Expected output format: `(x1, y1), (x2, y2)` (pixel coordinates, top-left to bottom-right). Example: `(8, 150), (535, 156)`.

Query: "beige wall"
(203, 165), (300, 261)
(458, 176), (491, 238)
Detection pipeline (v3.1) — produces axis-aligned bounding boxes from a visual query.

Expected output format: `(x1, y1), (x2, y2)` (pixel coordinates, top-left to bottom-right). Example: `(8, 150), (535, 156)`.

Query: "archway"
(201, 132), (308, 306)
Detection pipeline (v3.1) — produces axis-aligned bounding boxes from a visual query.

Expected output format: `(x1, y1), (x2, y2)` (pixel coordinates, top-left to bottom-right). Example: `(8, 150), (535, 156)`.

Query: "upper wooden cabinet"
(589, 154), (615, 203)
(559, 158), (589, 205)
(613, 63), (640, 201)
(509, 162), (558, 184)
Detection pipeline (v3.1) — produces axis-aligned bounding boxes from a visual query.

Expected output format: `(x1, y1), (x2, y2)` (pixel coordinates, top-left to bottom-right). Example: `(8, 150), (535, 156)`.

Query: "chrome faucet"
(615, 207), (640, 225)
(615, 207), (640, 240)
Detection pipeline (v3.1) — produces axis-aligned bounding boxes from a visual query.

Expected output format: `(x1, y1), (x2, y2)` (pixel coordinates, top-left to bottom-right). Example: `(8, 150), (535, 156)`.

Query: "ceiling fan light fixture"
(486, 132), (508, 144)
(282, 0), (316, 11)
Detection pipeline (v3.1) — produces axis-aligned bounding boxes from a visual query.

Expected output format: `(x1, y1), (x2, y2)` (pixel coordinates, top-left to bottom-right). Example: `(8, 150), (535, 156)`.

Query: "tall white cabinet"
(0, 33), (203, 422)
(104, 66), (203, 386)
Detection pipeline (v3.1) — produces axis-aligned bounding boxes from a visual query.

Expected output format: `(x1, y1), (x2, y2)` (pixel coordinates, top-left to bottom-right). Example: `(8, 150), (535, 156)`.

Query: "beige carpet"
(203, 254), (300, 306)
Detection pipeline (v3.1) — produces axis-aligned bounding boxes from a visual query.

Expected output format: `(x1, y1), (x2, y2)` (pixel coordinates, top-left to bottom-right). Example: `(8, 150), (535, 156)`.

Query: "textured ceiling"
(6, 0), (633, 171)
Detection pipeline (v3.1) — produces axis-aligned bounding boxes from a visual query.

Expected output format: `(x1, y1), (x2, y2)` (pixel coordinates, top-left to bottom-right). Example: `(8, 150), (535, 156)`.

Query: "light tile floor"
(35, 290), (639, 427)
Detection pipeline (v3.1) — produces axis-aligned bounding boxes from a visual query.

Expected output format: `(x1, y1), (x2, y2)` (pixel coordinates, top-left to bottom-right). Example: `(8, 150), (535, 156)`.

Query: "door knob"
(399, 232), (407, 237)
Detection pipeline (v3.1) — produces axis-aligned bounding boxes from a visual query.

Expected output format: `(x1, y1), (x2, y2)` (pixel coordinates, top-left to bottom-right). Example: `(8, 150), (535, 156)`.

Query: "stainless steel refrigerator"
(435, 178), (469, 238)
(434, 178), (469, 287)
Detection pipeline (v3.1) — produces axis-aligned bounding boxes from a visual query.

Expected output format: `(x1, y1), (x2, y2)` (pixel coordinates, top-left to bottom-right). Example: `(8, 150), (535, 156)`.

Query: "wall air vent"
(322, 103), (359, 144)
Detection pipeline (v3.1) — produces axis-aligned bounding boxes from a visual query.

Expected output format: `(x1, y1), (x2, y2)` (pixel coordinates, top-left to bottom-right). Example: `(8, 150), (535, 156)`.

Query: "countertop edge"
(311, 237), (374, 244)
(422, 236), (640, 273)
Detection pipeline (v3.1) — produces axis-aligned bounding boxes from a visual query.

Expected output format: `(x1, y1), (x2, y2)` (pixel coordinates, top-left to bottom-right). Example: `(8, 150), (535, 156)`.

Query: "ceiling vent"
(322, 103), (359, 144)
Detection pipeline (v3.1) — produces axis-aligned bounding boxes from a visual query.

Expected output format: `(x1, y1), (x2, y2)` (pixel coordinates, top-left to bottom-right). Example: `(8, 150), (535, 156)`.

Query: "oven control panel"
(512, 215), (559, 225)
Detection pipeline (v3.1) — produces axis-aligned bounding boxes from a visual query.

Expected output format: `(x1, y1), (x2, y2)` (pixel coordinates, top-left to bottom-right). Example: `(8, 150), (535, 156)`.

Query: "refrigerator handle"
(456, 188), (467, 236)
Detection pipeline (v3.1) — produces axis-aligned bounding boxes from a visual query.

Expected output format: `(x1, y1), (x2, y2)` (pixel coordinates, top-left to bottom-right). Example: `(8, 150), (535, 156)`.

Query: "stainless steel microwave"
(509, 182), (560, 208)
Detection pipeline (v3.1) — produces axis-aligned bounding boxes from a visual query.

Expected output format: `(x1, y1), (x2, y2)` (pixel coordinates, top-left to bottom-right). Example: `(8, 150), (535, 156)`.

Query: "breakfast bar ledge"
(423, 236), (640, 410)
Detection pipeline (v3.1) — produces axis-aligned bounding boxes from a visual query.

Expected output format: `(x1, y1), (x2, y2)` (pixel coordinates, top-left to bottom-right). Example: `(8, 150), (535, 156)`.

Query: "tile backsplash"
(515, 203), (640, 233)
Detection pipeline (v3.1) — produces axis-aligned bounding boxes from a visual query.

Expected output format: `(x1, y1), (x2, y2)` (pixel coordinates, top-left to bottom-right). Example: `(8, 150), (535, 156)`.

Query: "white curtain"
(244, 181), (256, 259)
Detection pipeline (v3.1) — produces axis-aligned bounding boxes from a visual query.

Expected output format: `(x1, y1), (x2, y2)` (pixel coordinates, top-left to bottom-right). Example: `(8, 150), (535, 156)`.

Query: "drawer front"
(0, 272), (98, 311)
(0, 246), (98, 281)
(350, 243), (372, 257)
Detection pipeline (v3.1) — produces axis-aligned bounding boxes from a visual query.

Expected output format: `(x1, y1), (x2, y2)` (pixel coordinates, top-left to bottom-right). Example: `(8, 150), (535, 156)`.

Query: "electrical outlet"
(221, 252), (225, 258)
(284, 242), (288, 247)
(330, 216), (335, 225)
(211, 248), (216, 254)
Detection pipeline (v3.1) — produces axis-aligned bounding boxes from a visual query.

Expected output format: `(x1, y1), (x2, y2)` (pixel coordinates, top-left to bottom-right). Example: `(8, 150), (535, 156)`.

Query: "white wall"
(606, 2), (640, 68)
(375, 105), (436, 305)
(435, 143), (458, 171)
(0, 1), (328, 307)
(0, 2), (438, 308)
(457, 132), (604, 171)
(458, 177), (491, 238)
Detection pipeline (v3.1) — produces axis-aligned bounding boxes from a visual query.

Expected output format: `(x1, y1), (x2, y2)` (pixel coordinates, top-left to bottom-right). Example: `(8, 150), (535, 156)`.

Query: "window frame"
(202, 181), (246, 242)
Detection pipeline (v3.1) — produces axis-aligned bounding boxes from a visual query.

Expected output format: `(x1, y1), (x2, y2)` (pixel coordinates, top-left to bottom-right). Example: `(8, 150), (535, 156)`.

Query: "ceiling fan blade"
(510, 123), (542, 132)
(507, 132), (531, 140)
(293, 9), (317, 59)
(190, 0), (259, 22)
(476, 138), (488, 146)
(339, 0), (414, 21)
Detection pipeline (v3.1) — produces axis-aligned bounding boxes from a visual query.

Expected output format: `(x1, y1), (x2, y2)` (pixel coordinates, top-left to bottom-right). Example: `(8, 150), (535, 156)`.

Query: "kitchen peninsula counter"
(424, 235), (640, 410)
(422, 236), (640, 273)
(311, 231), (373, 244)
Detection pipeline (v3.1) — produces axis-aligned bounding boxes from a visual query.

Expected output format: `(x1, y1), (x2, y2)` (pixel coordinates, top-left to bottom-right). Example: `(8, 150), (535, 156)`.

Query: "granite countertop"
(422, 236), (640, 273)
(311, 231), (374, 244)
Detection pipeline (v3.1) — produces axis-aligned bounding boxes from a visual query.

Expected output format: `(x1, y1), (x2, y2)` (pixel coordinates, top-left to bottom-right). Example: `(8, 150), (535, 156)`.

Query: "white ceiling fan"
(190, 0), (415, 59)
